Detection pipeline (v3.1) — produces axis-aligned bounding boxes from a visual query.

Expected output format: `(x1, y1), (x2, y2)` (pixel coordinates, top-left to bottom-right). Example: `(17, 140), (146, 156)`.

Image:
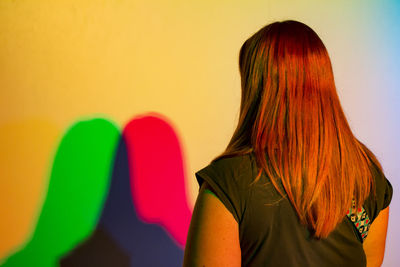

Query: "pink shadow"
(123, 113), (192, 248)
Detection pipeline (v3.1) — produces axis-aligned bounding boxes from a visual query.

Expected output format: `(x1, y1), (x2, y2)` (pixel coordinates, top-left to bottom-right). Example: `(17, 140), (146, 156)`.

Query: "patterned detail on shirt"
(346, 199), (370, 242)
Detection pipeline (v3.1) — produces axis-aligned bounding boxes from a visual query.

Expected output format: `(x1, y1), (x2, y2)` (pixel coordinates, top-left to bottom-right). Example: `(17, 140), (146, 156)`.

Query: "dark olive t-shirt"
(195, 153), (393, 267)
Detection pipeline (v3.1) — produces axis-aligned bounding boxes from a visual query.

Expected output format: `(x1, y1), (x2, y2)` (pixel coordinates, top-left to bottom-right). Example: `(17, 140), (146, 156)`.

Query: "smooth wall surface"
(1, 0), (398, 266)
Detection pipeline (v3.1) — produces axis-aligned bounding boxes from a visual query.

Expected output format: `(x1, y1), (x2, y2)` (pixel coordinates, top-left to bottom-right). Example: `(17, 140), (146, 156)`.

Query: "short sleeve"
(195, 156), (252, 224)
(381, 178), (393, 209)
(364, 170), (393, 223)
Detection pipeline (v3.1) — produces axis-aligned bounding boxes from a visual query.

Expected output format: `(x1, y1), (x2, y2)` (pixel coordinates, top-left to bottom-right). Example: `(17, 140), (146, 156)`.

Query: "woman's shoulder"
(195, 153), (257, 223)
(203, 153), (257, 182)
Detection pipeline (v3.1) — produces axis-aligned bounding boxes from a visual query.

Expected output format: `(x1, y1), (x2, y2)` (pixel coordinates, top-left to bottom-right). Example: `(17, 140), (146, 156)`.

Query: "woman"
(183, 20), (392, 267)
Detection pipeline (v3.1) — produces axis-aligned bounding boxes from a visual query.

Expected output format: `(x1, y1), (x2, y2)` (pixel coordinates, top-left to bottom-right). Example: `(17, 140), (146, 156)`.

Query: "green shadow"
(1, 118), (120, 267)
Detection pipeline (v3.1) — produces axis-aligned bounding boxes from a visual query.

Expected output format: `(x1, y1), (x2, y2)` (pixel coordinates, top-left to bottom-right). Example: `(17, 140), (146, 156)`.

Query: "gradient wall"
(0, 0), (398, 266)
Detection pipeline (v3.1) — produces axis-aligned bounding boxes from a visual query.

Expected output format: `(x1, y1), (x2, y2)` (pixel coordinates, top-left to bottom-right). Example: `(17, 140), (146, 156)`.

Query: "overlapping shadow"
(61, 135), (184, 266)
(61, 114), (190, 266)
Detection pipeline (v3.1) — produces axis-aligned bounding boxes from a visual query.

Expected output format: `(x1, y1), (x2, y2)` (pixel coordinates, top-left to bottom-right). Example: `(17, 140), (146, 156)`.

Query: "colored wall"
(0, 0), (398, 266)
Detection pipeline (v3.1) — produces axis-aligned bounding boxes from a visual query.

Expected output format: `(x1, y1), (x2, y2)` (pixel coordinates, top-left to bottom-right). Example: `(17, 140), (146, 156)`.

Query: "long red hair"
(214, 20), (383, 238)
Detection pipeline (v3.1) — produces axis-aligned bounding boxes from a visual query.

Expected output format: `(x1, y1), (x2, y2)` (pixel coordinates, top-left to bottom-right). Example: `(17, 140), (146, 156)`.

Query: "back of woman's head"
(218, 20), (383, 238)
